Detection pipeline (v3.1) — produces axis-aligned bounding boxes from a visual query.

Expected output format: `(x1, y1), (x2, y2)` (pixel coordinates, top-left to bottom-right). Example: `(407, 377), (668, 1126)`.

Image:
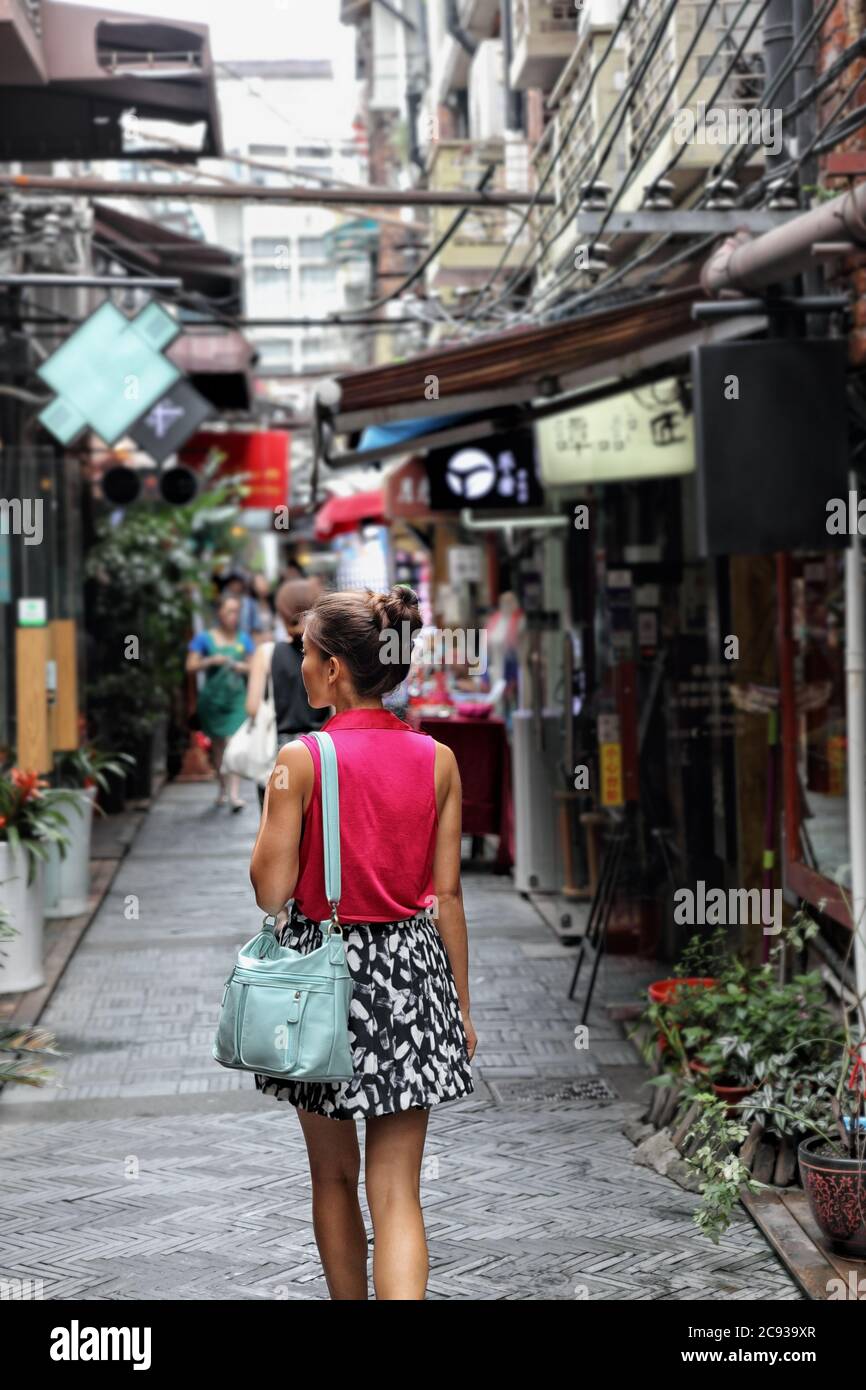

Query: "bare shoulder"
(432, 740), (459, 787)
(274, 737), (314, 790)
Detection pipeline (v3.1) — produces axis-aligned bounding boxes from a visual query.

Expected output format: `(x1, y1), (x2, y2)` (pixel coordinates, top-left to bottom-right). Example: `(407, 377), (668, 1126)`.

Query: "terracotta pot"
(799, 1134), (866, 1260)
(711, 1080), (757, 1108)
(649, 978), (718, 1051)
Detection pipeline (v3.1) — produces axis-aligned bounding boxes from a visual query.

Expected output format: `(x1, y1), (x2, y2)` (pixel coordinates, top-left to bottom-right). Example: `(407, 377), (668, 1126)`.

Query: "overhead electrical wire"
(458, 0), (639, 326)
(529, 0), (775, 322)
(542, 0), (838, 321)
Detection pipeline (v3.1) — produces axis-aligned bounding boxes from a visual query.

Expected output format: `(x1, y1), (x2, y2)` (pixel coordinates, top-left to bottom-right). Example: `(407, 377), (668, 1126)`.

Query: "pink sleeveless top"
(294, 708), (438, 923)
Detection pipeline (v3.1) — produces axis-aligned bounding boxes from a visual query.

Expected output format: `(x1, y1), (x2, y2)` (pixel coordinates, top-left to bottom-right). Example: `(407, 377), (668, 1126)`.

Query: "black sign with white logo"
(128, 380), (213, 464)
(425, 428), (544, 512)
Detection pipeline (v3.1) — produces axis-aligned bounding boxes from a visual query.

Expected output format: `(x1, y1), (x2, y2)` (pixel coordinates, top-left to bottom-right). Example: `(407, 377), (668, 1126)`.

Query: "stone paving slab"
(0, 782), (801, 1301)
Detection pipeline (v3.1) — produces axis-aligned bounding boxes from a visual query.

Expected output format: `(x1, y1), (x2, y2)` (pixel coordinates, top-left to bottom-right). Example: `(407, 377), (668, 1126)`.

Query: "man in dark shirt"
(246, 579), (328, 811)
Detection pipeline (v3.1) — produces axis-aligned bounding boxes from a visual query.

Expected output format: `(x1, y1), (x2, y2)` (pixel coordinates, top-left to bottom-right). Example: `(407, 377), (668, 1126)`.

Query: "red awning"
(314, 489), (385, 540)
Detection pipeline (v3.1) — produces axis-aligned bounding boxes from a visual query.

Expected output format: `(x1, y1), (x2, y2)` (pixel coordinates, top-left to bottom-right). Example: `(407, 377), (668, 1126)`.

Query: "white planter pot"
(43, 787), (96, 919)
(0, 842), (45, 994)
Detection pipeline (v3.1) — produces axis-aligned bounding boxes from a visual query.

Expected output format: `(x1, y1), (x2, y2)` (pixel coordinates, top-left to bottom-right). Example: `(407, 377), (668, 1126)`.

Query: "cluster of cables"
(452, 0), (865, 335)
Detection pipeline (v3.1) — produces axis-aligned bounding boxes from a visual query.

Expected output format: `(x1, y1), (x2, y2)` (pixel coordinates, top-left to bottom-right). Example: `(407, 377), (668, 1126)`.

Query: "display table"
(407, 710), (514, 871)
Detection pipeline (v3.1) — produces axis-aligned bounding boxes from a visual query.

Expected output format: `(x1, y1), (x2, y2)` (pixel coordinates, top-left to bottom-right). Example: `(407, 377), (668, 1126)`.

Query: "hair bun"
(371, 585), (422, 633)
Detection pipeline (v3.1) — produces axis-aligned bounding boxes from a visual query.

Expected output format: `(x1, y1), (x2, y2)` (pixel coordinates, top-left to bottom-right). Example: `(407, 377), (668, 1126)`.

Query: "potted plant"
(0, 905), (62, 1085)
(0, 766), (75, 993)
(43, 745), (135, 918)
(798, 1046), (866, 1259)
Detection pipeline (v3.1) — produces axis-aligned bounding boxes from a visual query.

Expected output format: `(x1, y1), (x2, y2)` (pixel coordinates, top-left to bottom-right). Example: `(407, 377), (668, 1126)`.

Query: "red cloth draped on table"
(407, 712), (514, 871)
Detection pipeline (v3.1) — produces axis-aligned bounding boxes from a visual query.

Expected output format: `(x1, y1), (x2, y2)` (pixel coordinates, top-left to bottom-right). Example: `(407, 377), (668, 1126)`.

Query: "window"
(295, 144), (330, 159)
(256, 340), (294, 366)
(298, 236), (326, 260)
(251, 236), (289, 261)
(249, 144), (287, 159)
(300, 264), (336, 295)
(252, 265), (288, 287)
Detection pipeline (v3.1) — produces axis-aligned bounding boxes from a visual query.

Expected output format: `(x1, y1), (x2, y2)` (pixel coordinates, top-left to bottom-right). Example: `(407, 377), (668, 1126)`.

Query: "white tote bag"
(221, 642), (278, 786)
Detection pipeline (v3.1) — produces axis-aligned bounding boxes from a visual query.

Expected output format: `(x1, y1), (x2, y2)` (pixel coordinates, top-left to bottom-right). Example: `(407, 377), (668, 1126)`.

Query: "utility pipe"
(0, 172), (553, 209)
(700, 182), (866, 294)
(845, 471), (866, 1026)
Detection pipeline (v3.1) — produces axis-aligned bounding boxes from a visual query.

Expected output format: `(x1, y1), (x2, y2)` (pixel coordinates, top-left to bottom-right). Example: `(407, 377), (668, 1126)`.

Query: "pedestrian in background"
(186, 594), (254, 811)
(245, 578), (327, 811)
(250, 584), (476, 1301)
(242, 572), (276, 645)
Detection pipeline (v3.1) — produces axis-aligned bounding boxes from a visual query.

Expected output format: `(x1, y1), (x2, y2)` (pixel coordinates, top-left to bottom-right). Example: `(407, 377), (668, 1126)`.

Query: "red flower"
(846, 1047), (866, 1095)
(0, 815), (6, 829)
(10, 768), (49, 802)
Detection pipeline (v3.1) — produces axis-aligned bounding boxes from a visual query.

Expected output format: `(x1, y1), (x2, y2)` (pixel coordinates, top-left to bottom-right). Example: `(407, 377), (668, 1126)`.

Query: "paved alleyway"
(1, 784), (800, 1301)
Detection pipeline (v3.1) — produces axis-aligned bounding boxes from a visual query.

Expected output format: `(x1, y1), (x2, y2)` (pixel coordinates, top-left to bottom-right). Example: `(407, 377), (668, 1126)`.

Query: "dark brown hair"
(304, 585), (423, 697)
(275, 578), (319, 626)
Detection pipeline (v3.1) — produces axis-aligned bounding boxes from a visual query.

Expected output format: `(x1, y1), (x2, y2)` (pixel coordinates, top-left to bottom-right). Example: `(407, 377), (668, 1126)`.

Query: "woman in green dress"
(186, 595), (254, 811)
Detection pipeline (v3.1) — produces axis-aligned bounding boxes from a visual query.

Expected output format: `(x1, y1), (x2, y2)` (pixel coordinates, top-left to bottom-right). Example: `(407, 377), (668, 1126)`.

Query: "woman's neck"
(332, 695), (384, 714)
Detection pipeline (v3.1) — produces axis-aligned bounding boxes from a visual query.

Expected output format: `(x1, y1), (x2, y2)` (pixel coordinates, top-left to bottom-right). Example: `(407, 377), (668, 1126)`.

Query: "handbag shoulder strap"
(308, 730), (341, 925)
(262, 641), (276, 705)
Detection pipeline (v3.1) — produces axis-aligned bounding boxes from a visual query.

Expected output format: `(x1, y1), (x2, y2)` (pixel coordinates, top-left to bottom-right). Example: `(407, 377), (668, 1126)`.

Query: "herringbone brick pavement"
(0, 783), (801, 1300)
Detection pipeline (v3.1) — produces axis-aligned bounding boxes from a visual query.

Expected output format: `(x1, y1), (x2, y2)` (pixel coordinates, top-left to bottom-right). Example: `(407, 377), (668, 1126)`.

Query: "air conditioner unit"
(512, 709), (564, 894)
(469, 38), (505, 141)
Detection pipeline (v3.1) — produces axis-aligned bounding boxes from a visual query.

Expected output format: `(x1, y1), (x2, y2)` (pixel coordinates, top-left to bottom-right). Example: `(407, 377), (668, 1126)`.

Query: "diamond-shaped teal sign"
(37, 300), (182, 447)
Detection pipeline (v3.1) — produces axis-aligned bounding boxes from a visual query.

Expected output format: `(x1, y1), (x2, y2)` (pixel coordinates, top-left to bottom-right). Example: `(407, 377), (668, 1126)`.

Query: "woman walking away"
(245, 579), (328, 812)
(250, 585), (476, 1301)
(187, 594), (253, 811)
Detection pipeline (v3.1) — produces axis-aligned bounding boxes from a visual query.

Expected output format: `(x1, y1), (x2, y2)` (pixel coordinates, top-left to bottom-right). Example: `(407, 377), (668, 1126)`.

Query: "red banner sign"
(180, 430), (290, 510)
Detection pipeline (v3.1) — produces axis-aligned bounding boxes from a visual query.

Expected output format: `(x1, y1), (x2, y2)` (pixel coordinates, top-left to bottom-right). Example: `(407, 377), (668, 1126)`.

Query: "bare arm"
(250, 739), (313, 914)
(186, 636), (224, 675)
(245, 643), (270, 717)
(431, 743), (475, 1056)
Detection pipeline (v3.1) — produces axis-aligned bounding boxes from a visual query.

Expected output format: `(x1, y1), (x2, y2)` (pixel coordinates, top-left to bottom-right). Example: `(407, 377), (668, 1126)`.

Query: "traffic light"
(99, 465), (199, 507)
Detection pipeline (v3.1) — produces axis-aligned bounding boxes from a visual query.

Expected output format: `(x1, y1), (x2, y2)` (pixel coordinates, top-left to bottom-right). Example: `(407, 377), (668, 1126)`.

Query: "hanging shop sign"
(425, 427), (544, 512)
(180, 430), (290, 511)
(128, 380), (213, 464)
(597, 713), (624, 808)
(383, 457), (449, 522)
(448, 546), (484, 585)
(17, 597), (47, 628)
(537, 377), (694, 487)
(37, 301), (182, 447)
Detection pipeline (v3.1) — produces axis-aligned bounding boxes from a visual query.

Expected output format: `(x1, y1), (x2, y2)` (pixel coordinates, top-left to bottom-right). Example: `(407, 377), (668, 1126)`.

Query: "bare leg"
(228, 771), (245, 810)
(364, 1108), (430, 1300)
(296, 1107), (369, 1300)
(210, 737), (227, 803)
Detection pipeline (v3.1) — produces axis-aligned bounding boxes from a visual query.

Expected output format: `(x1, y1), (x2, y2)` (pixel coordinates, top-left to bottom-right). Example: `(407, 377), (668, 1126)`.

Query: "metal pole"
(846, 476), (866, 1016)
(763, 0), (795, 176)
(0, 273), (183, 289)
(0, 172), (554, 210)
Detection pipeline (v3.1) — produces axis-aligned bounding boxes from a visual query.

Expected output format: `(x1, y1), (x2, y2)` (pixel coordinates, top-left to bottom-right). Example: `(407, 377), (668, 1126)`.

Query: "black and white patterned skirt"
(254, 905), (475, 1120)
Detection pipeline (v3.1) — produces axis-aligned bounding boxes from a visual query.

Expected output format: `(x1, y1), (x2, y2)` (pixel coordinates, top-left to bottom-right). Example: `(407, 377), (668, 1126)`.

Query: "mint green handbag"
(212, 730), (354, 1082)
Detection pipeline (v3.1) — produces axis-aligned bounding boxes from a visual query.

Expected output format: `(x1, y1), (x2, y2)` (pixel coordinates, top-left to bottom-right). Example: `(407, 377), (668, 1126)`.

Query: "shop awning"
(314, 488), (385, 540)
(0, 0), (222, 160)
(93, 202), (242, 312)
(314, 285), (767, 469)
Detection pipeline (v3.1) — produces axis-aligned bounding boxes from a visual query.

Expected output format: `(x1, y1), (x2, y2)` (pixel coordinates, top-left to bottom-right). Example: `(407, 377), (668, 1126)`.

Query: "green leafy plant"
(54, 744), (136, 799)
(684, 1093), (762, 1243)
(85, 463), (246, 752)
(0, 904), (62, 1086)
(0, 766), (76, 882)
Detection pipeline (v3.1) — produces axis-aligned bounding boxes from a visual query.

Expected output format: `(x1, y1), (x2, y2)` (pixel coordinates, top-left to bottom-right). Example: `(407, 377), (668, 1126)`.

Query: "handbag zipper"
(235, 983), (249, 1059)
(232, 969), (336, 987)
